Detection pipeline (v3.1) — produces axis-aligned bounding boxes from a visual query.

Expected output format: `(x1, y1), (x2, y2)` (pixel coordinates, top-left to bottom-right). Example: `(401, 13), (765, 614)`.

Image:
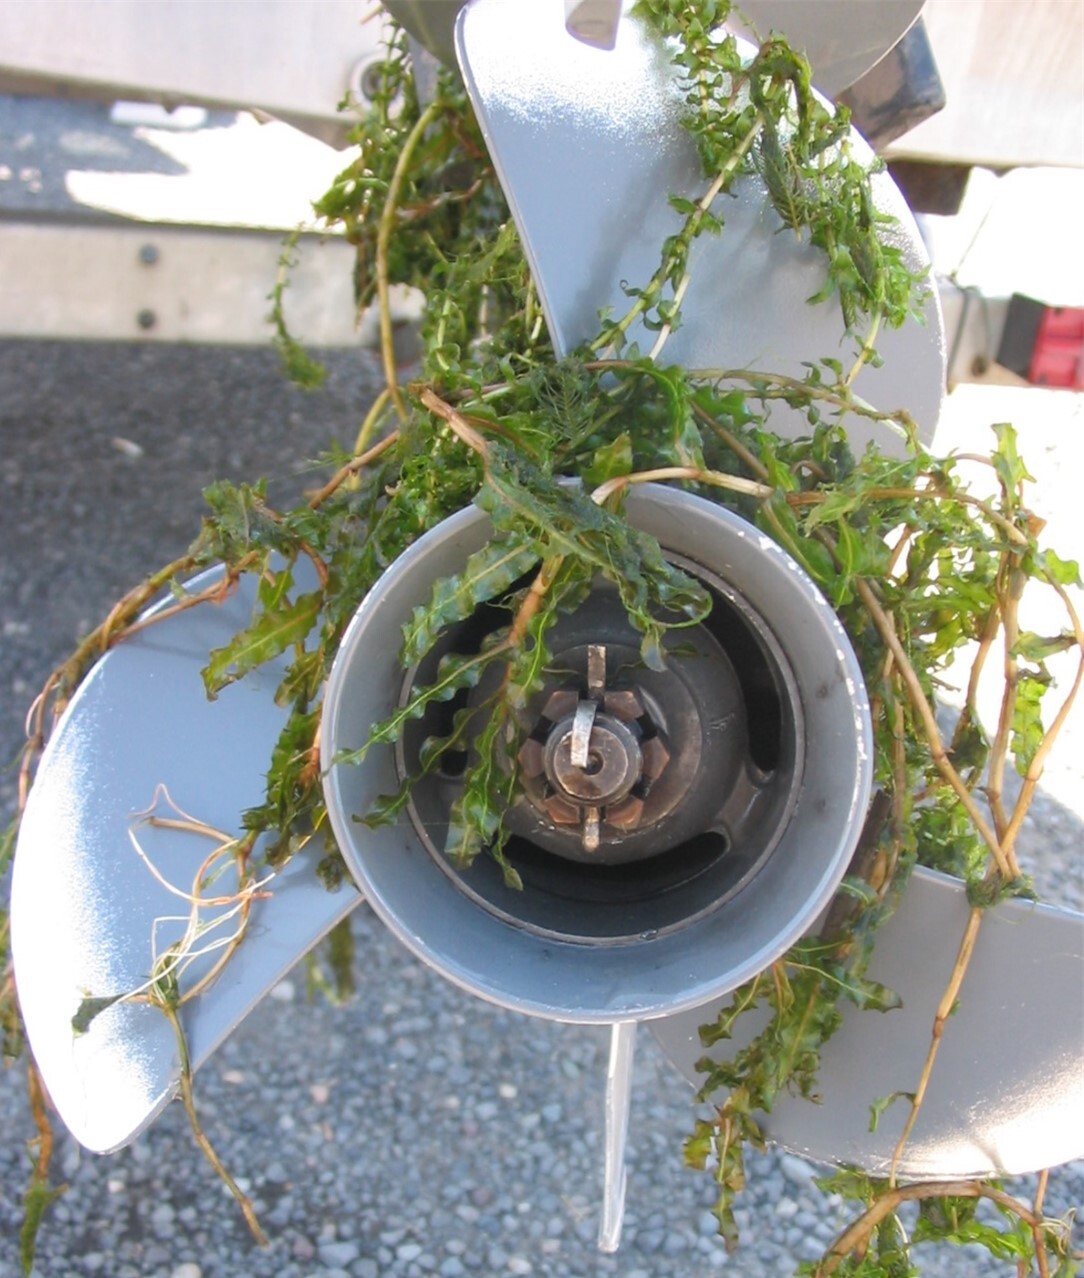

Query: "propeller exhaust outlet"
(321, 485), (874, 1024)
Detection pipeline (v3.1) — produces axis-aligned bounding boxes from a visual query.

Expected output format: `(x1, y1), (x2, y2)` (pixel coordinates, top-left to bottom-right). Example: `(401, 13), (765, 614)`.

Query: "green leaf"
(21, 1178), (65, 1278)
(1010, 666), (1052, 776)
(868, 1090), (913, 1132)
(203, 590), (322, 697)
(401, 536), (538, 665)
(1036, 547), (1082, 587)
(991, 421), (1034, 494)
(341, 647), (494, 768)
(583, 432), (633, 488)
(1012, 630), (1077, 662)
(71, 993), (124, 1035)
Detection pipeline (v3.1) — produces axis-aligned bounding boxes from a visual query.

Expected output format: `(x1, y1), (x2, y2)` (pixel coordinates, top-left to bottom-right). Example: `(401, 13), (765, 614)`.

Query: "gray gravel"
(0, 339), (1081, 1278)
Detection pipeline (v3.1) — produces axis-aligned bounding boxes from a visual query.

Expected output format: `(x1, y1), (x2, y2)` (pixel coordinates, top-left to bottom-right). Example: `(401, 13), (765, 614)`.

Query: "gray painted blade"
(455, 0), (945, 456)
(650, 866), (1084, 1178)
(388, 1), (924, 98)
(12, 568), (359, 1154)
(737, 2), (924, 98)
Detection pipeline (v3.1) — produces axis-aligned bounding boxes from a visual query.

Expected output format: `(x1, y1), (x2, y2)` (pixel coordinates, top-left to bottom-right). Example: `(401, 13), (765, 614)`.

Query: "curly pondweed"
(3, 4), (1081, 1275)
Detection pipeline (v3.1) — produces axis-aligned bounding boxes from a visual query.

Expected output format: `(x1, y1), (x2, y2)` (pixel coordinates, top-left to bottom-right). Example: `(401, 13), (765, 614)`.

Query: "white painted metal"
(737, 1), (923, 97)
(0, 223), (362, 345)
(651, 868), (1084, 1179)
(11, 567), (359, 1154)
(455, 0), (945, 454)
(886, 0), (1084, 170)
(0, 0), (390, 136)
(598, 1021), (636, 1252)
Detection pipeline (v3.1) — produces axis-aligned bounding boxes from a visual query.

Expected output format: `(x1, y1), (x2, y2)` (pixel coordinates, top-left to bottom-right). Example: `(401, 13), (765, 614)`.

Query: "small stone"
(781, 1153), (816, 1188)
(440, 1260), (466, 1277)
(498, 1082), (518, 1100)
(310, 1082), (331, 1105)
(507, 1259), (532, 1275)
(397, 1242), (423, 1262)
(475, 1101), (499, 1121)
(355, 1262), (379, 1278)
(775, 1195), (800, 1219)
(319, 1239), (360, 1267)
(170, 1266), (202, 1278)
(291, 1234), (316, 1260)
(222, 1069), (246, 1085)
(270, 979), (296, 1001)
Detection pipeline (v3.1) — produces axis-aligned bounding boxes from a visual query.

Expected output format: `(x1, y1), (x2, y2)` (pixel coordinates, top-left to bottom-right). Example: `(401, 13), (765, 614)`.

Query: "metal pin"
(587, 643), (606, 695)
(583, 805), (601, 853)
(570, 699), (597, 769)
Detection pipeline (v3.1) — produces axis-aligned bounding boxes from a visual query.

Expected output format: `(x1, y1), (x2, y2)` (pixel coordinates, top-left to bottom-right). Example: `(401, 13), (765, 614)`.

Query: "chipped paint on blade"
(650, 867), (1084, 1178)
(11, 568), (359, 1153)
(455, 0), (944, 456)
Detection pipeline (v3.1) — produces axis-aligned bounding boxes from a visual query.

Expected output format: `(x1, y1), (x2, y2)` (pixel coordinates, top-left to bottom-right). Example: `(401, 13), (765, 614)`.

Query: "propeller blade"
(389, 1), (926, 98)
(736, 2), (925, 98)
(454, 0), (945, 456)
(12, 568), (359, 1153)
(650, 866), (1084, 1178)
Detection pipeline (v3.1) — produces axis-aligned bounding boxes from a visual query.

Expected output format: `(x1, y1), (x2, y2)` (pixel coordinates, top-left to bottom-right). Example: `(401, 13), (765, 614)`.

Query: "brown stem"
(985, 560), (1025, 840)
(17, 551), (218, 811)
(692, 401), (773, 481)
(376, 101), (443, 422)
(26, 1059), (56, 1199)
(307, 431), (400, 509)
(161, 1000), (268, 1246)
(418, 385), (491, 461)
(888, 906), (983, 1184)
(508, 556), (563, 650)
(787, 487), (1031, 548)
(853, 577), (1015, 881)
(950, 604), (1001, 767)
(590, 465), (772, 506)
(1001, 577), (1084, 860)
(816, 1179), (1044, 1276)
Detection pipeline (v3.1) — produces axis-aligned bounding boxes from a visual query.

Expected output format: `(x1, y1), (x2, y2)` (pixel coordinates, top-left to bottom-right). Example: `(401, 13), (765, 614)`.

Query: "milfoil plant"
(2, 2), (1081, 1274)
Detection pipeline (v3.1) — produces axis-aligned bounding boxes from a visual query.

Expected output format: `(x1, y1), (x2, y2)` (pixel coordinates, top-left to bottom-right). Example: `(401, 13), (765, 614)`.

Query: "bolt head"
(602, 689), (646, 722)
(540, 793), (582, 826)
(517, 737), (545, 779)
(604, 795), (645, 831)
(640, 735), (672, 781)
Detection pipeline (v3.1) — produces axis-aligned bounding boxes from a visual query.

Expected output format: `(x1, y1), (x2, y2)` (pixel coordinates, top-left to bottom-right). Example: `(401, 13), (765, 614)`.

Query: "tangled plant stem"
(3, 5), (1082, 1276)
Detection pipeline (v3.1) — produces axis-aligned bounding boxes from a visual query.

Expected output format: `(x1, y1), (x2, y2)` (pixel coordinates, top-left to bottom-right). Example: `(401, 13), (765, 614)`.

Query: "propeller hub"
(545, 710), (642, 806)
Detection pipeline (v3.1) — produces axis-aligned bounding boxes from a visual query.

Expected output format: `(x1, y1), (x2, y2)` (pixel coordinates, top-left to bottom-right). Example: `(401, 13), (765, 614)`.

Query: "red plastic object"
(1029, 307), (1084, 389)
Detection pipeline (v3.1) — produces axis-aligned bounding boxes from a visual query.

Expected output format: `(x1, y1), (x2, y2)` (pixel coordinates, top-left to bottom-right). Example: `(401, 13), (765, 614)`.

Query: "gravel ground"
(0, 340), (1081, 1278)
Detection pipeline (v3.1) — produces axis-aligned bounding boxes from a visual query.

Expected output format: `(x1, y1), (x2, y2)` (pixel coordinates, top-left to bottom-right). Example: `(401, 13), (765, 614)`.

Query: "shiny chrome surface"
(456, 0), (945, 455)
(11, 569), (359, 1153)
(650, 867), (1084, 1178)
